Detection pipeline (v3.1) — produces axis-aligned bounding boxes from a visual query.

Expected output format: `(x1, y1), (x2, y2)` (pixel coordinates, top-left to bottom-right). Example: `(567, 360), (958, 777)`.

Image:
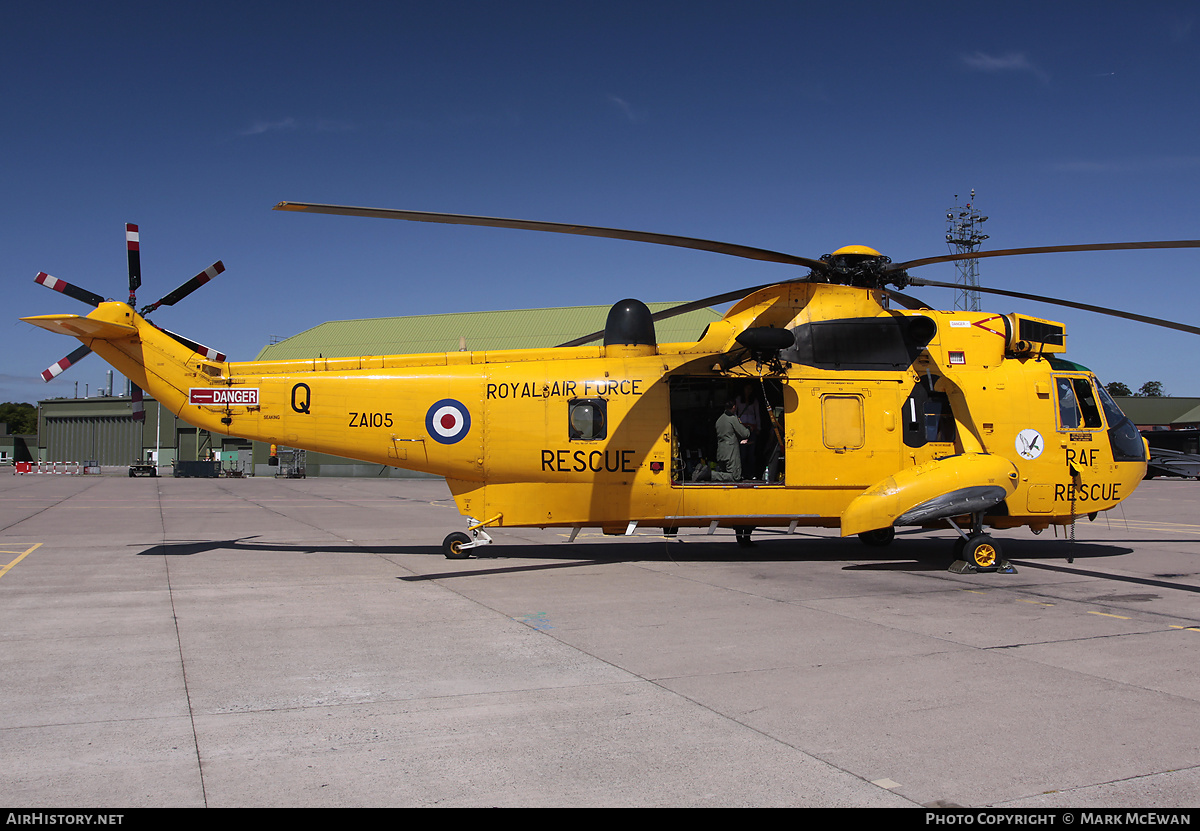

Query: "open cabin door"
(668, 376), (791, 484)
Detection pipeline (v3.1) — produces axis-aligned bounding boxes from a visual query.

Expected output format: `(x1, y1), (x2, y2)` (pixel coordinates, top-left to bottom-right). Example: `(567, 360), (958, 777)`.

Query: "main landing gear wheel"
(443, 531), (472, 559)
(858, 527), (895, 547)
(962, 534), (1001, 571)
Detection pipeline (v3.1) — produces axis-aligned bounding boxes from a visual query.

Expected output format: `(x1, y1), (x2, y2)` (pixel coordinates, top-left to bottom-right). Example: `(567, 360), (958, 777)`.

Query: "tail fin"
(23, 314), (137, 340)
(23, 301), (226, 415)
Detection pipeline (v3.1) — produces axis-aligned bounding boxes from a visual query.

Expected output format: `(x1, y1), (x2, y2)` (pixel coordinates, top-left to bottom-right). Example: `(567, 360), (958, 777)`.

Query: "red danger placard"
(189, 388), (260, 406)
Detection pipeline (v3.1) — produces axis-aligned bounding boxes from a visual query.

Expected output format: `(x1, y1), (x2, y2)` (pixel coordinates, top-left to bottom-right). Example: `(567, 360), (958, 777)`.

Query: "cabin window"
(822, 395), (865, 449)
(783, 316), (937, 370)
(568, 399), (607, 441)
(1056, 376), (1102, 430)
(901, 376), (956, 447)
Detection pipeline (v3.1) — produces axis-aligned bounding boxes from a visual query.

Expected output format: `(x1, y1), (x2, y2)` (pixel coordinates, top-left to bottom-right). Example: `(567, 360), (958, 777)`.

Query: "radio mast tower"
(945, 191), (989, 311)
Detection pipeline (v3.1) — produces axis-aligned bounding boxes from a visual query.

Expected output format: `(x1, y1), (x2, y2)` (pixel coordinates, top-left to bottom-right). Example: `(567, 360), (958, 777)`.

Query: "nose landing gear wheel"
(443, 531), (473, 559)
(962, 534), (1001, 571)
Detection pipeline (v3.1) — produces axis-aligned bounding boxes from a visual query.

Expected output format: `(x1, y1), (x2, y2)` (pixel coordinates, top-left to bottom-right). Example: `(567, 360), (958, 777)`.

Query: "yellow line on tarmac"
(0, 543), (42, 581)
(1088, 610), (1131, 620)
(1117, 520), (1200, 535)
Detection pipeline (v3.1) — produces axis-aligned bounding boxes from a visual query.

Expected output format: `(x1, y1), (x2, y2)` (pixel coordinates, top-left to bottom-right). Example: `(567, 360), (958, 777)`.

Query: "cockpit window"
(1056, 376), (1103, 430)
(1097, 382), (1147, 462)
(1095, 383), (1127, 427)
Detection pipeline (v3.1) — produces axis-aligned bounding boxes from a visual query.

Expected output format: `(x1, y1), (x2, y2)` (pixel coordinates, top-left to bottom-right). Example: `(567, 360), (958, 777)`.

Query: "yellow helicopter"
(21, 204), (1200, 572)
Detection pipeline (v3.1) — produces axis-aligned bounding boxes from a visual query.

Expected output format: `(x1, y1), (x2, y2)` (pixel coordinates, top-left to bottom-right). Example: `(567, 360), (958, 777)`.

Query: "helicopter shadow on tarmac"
(131, 534), (1200, 599)
(397, 535), (1139, 582)
(132, 530), (1183, 594)
(409, 535), (1198, 595)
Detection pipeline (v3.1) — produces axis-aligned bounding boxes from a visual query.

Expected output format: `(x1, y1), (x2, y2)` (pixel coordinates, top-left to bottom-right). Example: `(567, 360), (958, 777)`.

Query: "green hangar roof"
(1113, 396), (1200, 428)
(254, 303), (724, 361)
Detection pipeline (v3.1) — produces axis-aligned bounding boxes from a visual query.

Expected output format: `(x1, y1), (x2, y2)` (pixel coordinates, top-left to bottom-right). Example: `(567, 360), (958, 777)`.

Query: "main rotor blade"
(33, 272), (104, 307)
(274, 201), (827, 270)
(889, 240), (1200, 272)
(907, 277), (1200, 336)
(556, 281), (785, 347)
(140, 262), (224, 314)
(884, 289), (932, 310)
(41, 344), (93, 381)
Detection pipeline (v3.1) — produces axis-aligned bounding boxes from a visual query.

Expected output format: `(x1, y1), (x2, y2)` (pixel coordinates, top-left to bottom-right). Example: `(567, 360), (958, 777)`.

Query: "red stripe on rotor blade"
(35, 272), (66, 292)
(193, 341), (226, 361)
(131, 384), (145, 421)
(40, 345), (92, 381)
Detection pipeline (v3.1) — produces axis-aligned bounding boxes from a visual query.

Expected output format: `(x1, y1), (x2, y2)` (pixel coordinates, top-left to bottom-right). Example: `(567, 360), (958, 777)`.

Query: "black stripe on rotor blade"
(33, 272), (104, 307)
(889, 240), (1200, 272)
(907, 277), (1200, 336)
(274, 201), (826, 270)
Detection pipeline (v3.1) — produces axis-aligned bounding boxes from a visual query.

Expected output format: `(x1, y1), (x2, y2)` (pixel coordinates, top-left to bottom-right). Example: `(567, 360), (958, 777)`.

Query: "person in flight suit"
(712, 400), (750, 482)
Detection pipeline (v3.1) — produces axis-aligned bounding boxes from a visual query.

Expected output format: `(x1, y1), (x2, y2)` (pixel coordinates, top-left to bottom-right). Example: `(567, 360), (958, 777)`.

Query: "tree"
(1105, 381), (1132, 397)
(0, 402), (37, 435)
(1137, 381), (1165, 398)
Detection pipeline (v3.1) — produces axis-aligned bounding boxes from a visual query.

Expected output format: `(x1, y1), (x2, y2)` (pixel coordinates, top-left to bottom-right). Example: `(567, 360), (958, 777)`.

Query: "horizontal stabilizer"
(21, 314), (138, 340)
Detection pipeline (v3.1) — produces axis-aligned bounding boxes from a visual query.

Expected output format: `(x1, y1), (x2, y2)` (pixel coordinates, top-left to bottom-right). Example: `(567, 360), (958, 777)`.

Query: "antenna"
(945, 190), (989, 311)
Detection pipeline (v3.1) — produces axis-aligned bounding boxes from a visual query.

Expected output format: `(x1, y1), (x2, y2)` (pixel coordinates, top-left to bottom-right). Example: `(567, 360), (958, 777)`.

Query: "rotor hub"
(817, 246), (897, 288)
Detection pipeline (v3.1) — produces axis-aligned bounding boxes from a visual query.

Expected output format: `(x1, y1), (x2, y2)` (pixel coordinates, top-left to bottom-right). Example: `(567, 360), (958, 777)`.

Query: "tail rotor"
(32, 223), (226, 383)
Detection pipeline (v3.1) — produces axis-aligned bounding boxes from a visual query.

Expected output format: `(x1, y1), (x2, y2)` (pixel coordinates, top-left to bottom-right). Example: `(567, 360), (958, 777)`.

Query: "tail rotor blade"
(131, 383), (145, 422)
(40, 344), (93, 381)
(140, 261), (224, 314)
(34, 272), (105, 307)
(155, 324), (227, 361)
(126, 223), (142, 304)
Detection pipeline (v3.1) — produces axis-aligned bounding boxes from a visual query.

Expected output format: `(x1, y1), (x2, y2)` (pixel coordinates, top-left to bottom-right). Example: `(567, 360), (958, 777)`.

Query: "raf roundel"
(426, 399), (472, 444)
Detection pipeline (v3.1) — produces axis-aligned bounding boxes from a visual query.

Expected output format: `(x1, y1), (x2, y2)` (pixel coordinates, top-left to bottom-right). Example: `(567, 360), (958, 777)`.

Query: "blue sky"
(5, 1), (1199, 404)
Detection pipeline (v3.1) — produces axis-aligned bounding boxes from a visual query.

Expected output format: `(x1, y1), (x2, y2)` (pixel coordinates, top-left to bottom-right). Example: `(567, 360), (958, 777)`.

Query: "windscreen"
(1096, 382), (1147, 462)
